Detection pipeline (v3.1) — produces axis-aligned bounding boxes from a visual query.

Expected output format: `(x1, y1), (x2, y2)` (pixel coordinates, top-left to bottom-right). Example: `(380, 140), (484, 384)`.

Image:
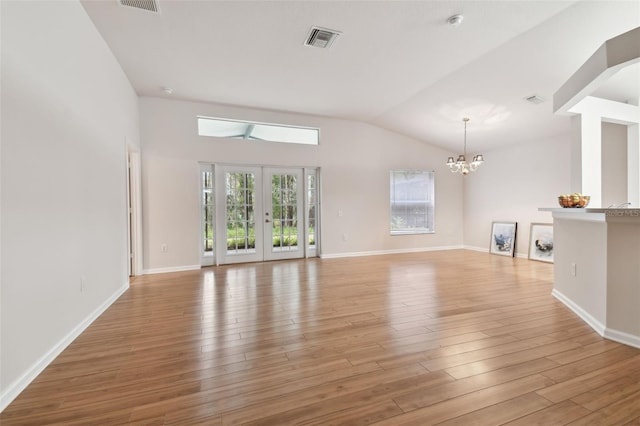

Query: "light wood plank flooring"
(2, 250), (640, 425)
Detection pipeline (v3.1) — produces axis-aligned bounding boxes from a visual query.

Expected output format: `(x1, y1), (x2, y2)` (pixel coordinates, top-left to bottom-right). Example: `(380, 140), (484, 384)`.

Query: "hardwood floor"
(2, 250), (640, 425)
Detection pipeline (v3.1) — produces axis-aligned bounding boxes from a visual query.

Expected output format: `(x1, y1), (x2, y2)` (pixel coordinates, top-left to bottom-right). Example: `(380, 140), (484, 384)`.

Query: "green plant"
(391, 216), (407, 230)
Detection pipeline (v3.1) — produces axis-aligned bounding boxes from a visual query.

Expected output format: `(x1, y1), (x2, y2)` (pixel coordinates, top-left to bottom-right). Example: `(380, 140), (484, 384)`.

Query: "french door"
(207, 165), (314, 265)
(263, 168), (304, 261)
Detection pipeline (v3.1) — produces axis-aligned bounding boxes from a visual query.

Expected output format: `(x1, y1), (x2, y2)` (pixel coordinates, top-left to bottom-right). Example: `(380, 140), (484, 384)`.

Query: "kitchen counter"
(539, 207), (640, 348)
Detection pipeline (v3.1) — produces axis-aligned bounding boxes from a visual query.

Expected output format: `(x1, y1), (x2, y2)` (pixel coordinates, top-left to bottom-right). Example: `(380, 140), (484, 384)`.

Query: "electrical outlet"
(80, 276), (86, 292)
(571, 263), (577, 276)
(161, 243), (168, 253)
(338, 209), (343, 217)
(342, 234), (348, 242)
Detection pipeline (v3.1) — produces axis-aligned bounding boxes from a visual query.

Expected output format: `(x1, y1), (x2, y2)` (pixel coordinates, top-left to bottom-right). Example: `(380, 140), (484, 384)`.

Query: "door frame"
(126, 149), (143, 277)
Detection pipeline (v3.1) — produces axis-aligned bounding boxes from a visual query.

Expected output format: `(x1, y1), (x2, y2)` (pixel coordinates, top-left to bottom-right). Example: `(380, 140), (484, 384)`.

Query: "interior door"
(263, 168), (304, 261)
(215, 165), (263, 264)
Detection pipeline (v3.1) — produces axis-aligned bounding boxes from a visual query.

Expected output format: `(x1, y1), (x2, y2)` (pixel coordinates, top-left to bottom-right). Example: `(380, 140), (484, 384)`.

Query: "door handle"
(265, 219), (271, 223)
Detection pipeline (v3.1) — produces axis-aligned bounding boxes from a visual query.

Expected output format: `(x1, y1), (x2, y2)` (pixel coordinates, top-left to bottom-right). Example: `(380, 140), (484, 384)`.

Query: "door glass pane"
(201, 170), (214, 254)
(307, 174), (316, 248)
(272, 174), (298, 252)
(225, 172), (257, 255)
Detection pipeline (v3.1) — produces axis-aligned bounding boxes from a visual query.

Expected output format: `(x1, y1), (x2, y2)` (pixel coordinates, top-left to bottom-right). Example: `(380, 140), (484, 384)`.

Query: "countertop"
(539, 208), (640, 220)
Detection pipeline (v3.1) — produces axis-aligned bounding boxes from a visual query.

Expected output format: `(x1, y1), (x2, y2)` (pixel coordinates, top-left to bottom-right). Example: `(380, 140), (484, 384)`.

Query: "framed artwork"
(490, 221), (517, 257)
(528, 223), (554, 263)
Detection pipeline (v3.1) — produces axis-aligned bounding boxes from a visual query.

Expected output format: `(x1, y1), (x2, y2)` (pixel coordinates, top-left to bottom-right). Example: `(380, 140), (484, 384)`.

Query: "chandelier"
(446, 117), (484, 175)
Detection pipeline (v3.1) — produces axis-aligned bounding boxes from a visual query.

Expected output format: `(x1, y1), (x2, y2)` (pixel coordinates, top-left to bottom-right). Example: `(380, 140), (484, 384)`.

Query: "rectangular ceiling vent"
(305, 26), (341, 49)
(118, 0), (160, 13)
(524, 95), (545, 105)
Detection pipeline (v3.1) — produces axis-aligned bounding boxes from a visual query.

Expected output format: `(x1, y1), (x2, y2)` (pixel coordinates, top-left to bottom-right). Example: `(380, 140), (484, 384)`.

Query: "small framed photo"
(528, 223), (554, 263)
(490, 221), (517, 257)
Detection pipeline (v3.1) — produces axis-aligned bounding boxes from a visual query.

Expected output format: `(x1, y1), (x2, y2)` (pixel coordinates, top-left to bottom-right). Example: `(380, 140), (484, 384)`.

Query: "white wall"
(140, 97), (464, 271)
(553, 215), (608, 327)
(0, 0), (140, 409)
(606, 216), (640, 340)
(463, 135), (571, 256)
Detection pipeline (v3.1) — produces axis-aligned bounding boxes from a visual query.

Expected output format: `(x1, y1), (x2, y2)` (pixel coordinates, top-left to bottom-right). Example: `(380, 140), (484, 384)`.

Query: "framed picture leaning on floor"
(528, 222), (553, 263)
(490, 221), (517, 257)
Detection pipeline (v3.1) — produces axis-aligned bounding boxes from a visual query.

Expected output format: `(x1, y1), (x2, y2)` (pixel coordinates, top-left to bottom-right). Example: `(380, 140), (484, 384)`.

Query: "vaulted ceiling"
(81, 0), (640, 153)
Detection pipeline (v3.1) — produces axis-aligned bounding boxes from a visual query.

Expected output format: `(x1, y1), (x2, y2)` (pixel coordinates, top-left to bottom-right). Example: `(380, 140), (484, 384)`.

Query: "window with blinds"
(390, 170), (434, 235)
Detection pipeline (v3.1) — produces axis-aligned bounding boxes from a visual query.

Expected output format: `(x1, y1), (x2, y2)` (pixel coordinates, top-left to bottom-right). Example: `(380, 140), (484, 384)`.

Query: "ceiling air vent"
(118, 0), (160, 13)
(524, 95), (545, 105)
(305, 26), (341, 49)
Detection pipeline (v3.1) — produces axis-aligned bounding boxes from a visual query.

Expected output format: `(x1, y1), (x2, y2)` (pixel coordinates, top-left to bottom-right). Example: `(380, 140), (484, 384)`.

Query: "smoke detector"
(118, 0), (160, 14)
(305, 26), (341, 49)
(447, 14), (464, 27)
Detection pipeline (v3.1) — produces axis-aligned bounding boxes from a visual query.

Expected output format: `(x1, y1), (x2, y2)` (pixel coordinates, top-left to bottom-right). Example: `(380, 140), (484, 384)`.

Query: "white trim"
(0, 282), (129, 412)
(551, 211), (605, 223)
(143, 265), (201, 275)
(464, 245), (488, 253)
(464, 245), (527, 258)
(320, 245), (464, 259)
(604, 328), (640, 349)
(551, 288), (606, 335)
(129, 151), (143, 276)
(552, 289), (640, 349)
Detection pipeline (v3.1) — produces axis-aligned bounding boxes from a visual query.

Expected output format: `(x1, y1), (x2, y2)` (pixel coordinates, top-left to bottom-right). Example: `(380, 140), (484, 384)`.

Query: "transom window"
(198, 116), (319, 145)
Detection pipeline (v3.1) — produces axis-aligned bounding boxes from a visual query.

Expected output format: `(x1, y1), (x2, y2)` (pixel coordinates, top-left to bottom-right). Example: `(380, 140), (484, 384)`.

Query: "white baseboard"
(551, 288), (607, 335)
(143, 265), (201, 275)
(464, 245), (488, 253)
(320, 245), (464, 259)
(552, 289), (640, 349)
(0, 281), (129, 412)
(604, 328), (640, 349)
(464, 245), (528, 258)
